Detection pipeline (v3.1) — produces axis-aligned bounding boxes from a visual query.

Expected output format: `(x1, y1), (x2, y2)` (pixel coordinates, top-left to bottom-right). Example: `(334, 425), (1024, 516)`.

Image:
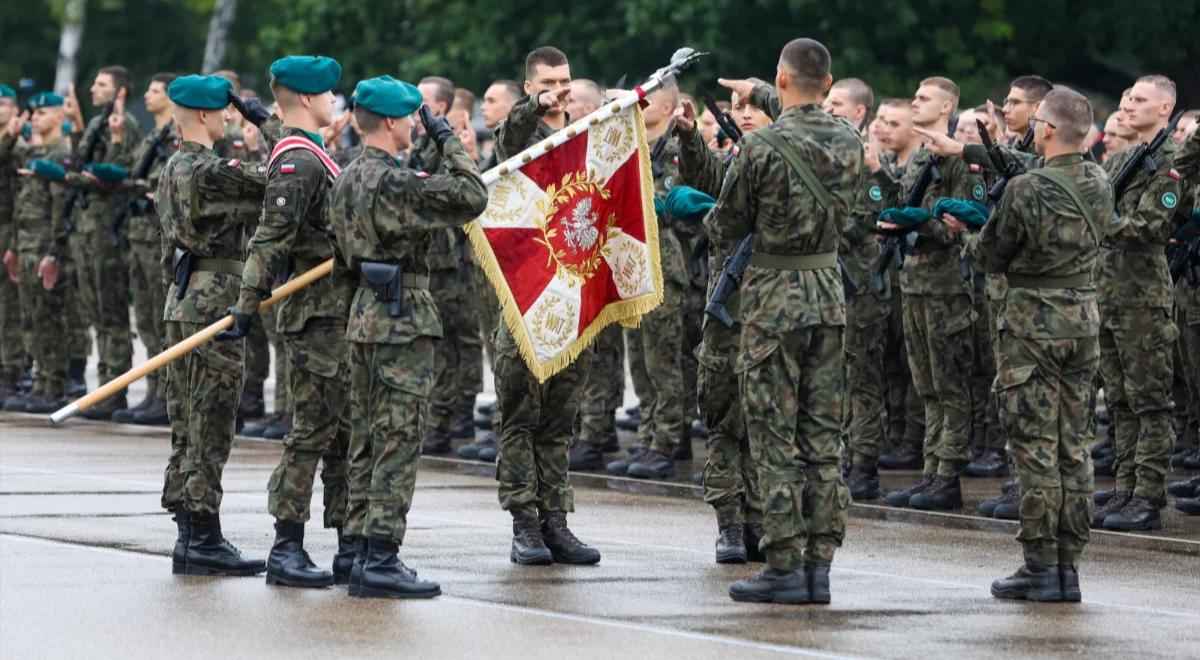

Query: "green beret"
(168, 74), (234, 110)
(28, 92), (64, 109)
(353, 76), (421, 118)
(27, 159), (66, 182)
(932, 197), (989, 229)
(665, 186), (716, 223)
(0, 84), (15, 99)
(84, 163), (128, 183)
(270, 55), (342, 94)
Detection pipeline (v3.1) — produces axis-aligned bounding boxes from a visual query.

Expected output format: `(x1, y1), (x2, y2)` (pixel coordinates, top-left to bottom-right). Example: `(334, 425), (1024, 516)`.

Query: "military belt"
(1099, 240), (1162, 255)
(1006, 273), (1093, 289)
(193, 258), (245, 276)
(749, 251), (837, 271)
(358, 273), (431, 291)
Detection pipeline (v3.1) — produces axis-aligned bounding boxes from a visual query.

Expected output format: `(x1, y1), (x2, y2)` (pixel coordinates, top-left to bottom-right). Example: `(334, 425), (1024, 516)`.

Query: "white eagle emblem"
(563, 197), (600, 254)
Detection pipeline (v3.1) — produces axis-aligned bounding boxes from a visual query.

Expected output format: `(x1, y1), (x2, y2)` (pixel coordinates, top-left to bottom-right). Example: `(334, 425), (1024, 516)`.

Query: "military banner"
(467, 102), (663, 382)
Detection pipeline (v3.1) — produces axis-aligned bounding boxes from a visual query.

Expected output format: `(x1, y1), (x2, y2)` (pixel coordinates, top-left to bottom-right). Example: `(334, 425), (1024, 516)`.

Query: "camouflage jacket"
(880, 146), (986, 295)
(331, 141), (488, 345)
(963, 153), (1112, 339)
(0, 133), (17, 254)
(216, 120), (271, 239)
(405, 133), (461, 270)
(115, 120), (182, 244)
(332, 143), (363, 168)
(1098, 139), (1185, 308)
(12, 139), (70, 258)
(649, 134), (690, 287)
(235, 126), (351, 331)
(1172, 127), (1199, 183)
(706, 104), (862, 334)
(157, 140), (268, 324)
(65, 112), (142, 233)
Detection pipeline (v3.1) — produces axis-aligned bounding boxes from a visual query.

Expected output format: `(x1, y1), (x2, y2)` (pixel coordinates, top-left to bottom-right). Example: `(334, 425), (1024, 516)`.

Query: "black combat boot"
(358, 539), (440, 599)
(846, 463), (880, 501)
(965, 448), (1008, 477)
(421, 425), (452, 456)
(806, 563), (831, 604)
(332, 528), (356, 585)
(0, 367), (19, 400)
(67, 358), (87, 397)
(1093, 488), (1116, 506)
(510, 515), (553, 565)
(541, 513), (601, 564)
(1167, 475), (1200, 498)
(131, 396), (169, 425)
(242, 410), (285, 438)
(171, 508), (191, 575)
(23, 392), (68, 414)
(265, 520), (334, 588)
(606, 443), (647, 476)
(3, 391), (33, 412)
(184, 513), (266, 576)
(474, 406), (493, 430)
(991, 486), (1020, 520)
(744, 521), (766, 562)
(909, 475), (963, 511)
(599, 426), (620, 453)
(627, 449), (676, 479)
(1091, 490), (1132, 528)
(729, 568), (810, 604)
(455, 432), (488, 460)
(991, 564), (1063, 601)
(691, 418), (710, 439)
(1175, 496), (1200, 515)
(568, 440), (604, 471)
(449, 404), (475, 441)
(885, 474), (934, 508)
(1103, 496), (1163, 531)
(111, 393), (154, 423)
(238, 389), (265, 421)
(80, 393), (128, 421)
(615, 407), (641, 432)
(474, 433), (498, 462)
(1059, 564), (1081, 602)
(262, 412), (293, 441)
(672, 434), (694, 460)
(715, 523), (747, 564)
(877, 440), (922, 470)
(347, 537), (369, 597)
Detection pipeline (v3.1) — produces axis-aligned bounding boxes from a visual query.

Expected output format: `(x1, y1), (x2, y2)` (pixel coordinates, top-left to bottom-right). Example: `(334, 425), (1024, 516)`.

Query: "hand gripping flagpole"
(49, 47), (705, 426)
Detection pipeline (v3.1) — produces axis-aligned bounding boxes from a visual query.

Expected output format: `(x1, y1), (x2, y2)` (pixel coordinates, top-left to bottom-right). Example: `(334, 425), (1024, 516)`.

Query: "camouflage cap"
(354, 76), (421, 118)
(270, 55), (342, 95)
(168, 74), (234, 110)
(28, 92), (65, 109)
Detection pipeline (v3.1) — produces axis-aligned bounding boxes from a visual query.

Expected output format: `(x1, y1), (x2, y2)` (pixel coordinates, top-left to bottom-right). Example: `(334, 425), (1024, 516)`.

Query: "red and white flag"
(467, 104), (663, 381)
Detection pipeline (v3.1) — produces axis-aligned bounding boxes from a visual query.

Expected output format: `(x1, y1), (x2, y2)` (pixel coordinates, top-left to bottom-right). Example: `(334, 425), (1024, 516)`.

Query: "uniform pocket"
(735, 326), (780, 374)
(376, 339), (434, 397)
(995, 364), (1037, 439)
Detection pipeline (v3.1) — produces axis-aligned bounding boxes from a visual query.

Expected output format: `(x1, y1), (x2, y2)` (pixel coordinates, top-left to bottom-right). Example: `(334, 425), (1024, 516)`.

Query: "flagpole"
(48, 47), (704, 425)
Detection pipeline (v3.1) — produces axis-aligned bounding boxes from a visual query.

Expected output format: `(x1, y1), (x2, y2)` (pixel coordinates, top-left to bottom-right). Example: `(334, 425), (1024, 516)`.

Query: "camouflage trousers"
(427, 267), (482, 432)
(63, 257), (90, 362)
(971, 282), (1003, 452)
(844, 295), (890, 464)
(160, 321), (242, 516)
(0, 259), (21, 376)
(681, 279), (705, 420)
(1176, 283), (1200, 448)
(1098, 305), (1176, 501)
(739, 324), (849, 570)
(494, 325), (592, 518)
(268, 319), (350, 528)
(125, 236), (167, 398)
(699, 318), (761, 526)
(902, 293), (975, 477)
(70, 229), (132, 384)
(996, 331), (1097, 568)
(345, 338), (435, 544)
(883, 283), (924, 446)
(626, 283), (687, 453)
(577, 324), (623, 446)
(244, 304), (289, 411)
(470, 260), (500, 368)
(16, 254), (68, 397)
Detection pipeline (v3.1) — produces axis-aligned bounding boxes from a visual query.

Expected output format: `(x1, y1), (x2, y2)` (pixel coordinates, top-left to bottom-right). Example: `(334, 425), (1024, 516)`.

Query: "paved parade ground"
(1, 414), (1198, 659)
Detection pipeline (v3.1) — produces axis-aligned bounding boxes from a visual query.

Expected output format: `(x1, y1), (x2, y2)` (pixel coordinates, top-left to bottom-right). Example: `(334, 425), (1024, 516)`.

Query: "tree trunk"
(52, 0), (87, 95)
(201, 0), (239, 74)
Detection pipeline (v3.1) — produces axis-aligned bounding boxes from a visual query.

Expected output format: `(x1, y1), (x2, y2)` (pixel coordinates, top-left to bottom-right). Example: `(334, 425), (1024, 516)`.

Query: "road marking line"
(4, 464), (1198, 620)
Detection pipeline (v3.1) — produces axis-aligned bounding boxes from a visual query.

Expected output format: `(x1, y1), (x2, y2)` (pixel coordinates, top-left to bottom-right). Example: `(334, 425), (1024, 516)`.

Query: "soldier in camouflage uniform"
(415, 75), (483, 456)
(671, 93), (764, 564)
(0, 86), (23, 399)
(4, 93), (73, 412)
(877, 77), (987, 512)
(61, 66), (142, 420)
(1091, 76), (1188, 531)
(332, 75), (487, 599)
(108, 73), (179, 425)
(156, 74), (274, 577)
(493, 46), (600, 566)
(711, 39), (860, 605)
(950, 87), (1108, 601)
(219, 56), (352, 588)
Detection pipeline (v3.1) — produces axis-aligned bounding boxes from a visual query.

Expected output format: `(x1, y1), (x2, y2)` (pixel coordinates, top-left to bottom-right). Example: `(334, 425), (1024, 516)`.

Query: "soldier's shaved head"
(1135, 74), (1176, 105)
(525, 46), (568, 82)
(831, 78), (874, 113)
(419, 76), (455, 115)
(567, 79), (603, 118)
(920, 77), (960, 115)
(1038, 86), (1093, 146)
(778, 38), (831, 95)
(1010, 75), (1052, 103)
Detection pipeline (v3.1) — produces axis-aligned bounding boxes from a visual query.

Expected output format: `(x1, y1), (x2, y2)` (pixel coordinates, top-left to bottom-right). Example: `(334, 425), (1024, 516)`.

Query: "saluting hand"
(65, 83), (84, 130)
(674, 98), (697, 133)
(912, 126), (964, 158)
(864, 143), (882, 173)
(538, 87), (570, 112)
(5, 111), (27, 138)
(108, 89), (127, 142)
(717, 78), (755, 103)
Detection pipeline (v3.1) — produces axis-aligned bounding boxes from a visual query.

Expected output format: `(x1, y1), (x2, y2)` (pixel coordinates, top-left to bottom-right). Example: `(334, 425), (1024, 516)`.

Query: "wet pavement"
(2, 414), (1198, 659)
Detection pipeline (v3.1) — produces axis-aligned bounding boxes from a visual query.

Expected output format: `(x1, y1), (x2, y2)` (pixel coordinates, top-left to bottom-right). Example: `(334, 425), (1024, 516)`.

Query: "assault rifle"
(1110, 111), (1184, 202)
(60, 100), (116, 233)
(1169, 235), (1199, 286)
(110, 120), (174, 247)
(869, 155), (942, 294)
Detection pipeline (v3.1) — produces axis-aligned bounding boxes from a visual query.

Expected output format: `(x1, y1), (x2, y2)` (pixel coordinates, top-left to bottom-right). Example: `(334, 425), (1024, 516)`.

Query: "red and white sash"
(268, 136), (341, 181)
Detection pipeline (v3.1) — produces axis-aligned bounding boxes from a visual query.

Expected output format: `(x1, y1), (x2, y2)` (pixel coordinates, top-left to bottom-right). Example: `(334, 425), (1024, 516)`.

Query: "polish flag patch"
(1168, 168), (1181, 180)
(227, 159), (241, 168)
(969, 164), (982, 174)
(731, 145), (740, 158)
(233, 139), (245, 149)
(280, 163), (296, 174)
(672, 156), (679, 166)
(416, 171), (430, 178)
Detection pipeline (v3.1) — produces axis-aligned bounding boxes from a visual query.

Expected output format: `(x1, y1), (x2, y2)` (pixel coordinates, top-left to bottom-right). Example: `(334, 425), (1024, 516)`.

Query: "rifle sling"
(754, 128), (835, 210)
(1026, 168), (1101, 246)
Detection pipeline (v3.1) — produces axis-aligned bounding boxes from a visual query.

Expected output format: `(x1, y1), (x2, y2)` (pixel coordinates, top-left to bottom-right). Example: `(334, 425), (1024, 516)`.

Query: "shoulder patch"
(868, 185), (883, 202)
(233, 139), (245, 149)
(972, 184), (985, 201)
(172, 139), (181, 149)
(1168, 168), (1181, 180)
(227, 159), (241, 168)
(416, 171), (430, 179)
(274, 196), (288, 207)
(280, 163), (296, 174)
(1162, 192), (1178, 209)
(969, 164), (981, 174)
(672, 156), (679, 166)
(731, 145), (740, 158)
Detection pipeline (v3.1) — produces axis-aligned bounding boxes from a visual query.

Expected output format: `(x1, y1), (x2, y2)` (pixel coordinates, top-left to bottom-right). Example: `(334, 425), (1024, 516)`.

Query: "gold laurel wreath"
(533, 169), (620, 287)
